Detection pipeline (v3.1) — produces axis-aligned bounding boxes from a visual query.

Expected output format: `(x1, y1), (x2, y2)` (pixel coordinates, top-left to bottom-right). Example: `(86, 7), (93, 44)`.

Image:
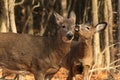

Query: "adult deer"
(0, 12), (76, 80)
(62, 22), (107, 80)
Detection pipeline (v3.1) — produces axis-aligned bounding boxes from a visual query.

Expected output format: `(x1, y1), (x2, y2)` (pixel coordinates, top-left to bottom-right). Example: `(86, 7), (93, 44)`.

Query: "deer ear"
(95, 22), (107, 32)
(54, 12), (63, 25)
(69, 11), (76, 24)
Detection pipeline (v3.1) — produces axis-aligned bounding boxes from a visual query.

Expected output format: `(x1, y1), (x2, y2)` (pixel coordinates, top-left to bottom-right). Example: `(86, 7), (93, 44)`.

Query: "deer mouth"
(62, 31), (74, 43)
(62, 37), (72, 43)
(62, 36), (74, 43)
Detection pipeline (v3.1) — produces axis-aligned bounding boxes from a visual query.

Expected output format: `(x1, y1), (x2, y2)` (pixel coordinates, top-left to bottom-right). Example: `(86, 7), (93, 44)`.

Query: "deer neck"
(79, 38), (92, 47)
(44, 36), (71, 67)
(44, 35), (71, 54)
(55, 35), (71, 55)
(79, 38), (93, 55)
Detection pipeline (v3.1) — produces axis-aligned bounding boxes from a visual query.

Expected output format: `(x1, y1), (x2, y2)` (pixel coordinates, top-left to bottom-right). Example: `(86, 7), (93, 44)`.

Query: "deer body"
(62, 22), (107, 80)
(0, 33), (71, 79)
(62, 38), (93, 80)
(0, 12), (76, 80)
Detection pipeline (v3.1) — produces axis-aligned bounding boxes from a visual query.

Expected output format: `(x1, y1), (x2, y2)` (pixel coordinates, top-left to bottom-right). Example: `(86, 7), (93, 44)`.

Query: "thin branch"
(22, 2), (40, 33)
(88, 58), (120, 80)
(110, 58), (120, 66)
(88, 64), (96, 80)
(89, 58), (120, 73)
(22, 15), (31, 33)
(39, 0), (56, 36)
(32, 2), (40, 10)
(32, 0), (35, 5)
(89, 65), (120, 73)
(15, 0), (24, 6)
(101, 42), (120, 55)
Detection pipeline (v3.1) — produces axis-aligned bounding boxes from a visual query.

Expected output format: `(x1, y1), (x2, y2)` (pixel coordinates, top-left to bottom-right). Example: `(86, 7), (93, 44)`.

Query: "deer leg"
(67, 62), (78, 80)
(67, 67), (73, 80)
(34, 71), (44, 80)
(83, 65), (90, 80)
(16, 74), (24, 80)
(13, 74), (19, 80)
(45, 67), (59, 80)
(1, 72), (12, 79)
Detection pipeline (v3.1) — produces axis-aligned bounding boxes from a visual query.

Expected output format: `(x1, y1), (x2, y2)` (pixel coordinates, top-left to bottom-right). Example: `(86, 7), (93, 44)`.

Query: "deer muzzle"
(74, 24), (80, 32)
(66, 31), (74, 40)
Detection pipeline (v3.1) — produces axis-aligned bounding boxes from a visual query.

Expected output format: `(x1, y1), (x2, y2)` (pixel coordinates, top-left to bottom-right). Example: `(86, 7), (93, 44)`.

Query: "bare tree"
(92, 0), (102, 68)
(117, 0), (120, 70)
(27, 5), (33, 35)
(61, 0), (67, 17)
(106, 0), (114, 79)
(0, 0), (9, 32)
(0, 0), (17, 33)
(118, 0), (120, 60)
(104, 0), (110, 69)
(8, 0), (17, 33)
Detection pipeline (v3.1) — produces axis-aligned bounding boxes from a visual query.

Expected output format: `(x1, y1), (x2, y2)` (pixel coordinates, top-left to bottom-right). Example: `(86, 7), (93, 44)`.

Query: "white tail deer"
(0, 12), (76, 80)
(62, 22), (107, 80)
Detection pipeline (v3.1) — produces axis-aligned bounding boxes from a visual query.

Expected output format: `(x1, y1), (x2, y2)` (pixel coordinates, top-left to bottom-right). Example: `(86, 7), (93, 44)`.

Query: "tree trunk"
(61, 0), (67, 17)
(107, 0), (114, 63)
(92, 0), (102, 68)
(27, 6), (33, 35)
(0, 0), (9, 32)
(118, 0), (120, 60)
(117, 0), (120, 70)
(39, 0), (45, 36)
(8, 0), (17, 33)
(1, 0), (17, 33)
(104, 0), (110, 69)
(106, 0), (114, 79)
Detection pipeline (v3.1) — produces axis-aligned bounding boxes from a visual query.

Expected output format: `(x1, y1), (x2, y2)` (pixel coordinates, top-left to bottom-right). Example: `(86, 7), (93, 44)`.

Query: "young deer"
(62, 22), (107, 80)
(0, 12), (76, 80)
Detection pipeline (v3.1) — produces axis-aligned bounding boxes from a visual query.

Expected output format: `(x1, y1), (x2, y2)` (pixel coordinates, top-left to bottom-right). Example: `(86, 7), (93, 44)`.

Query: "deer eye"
(85, 27), (90, 31)
(62, 25), (66, 28)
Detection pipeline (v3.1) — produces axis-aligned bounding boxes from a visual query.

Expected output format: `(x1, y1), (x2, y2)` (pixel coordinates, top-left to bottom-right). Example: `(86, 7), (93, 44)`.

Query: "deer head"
(75, 22), (107, 40)
(54, 12), (76, 43)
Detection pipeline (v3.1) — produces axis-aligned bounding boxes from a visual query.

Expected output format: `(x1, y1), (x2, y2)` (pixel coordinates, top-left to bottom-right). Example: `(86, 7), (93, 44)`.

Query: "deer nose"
(74, 25), (80, 32)
(66, 31), (74, 40)
(74, 27), (79, 32)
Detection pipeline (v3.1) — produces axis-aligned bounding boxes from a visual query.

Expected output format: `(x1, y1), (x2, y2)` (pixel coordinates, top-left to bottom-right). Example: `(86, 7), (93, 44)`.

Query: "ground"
(1, 67), (118, 80)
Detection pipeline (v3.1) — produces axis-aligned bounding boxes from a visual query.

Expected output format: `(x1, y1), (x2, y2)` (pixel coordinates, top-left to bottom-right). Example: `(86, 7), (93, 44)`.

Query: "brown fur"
(62, 22), (107, 80)
(0, 12), (76, 80)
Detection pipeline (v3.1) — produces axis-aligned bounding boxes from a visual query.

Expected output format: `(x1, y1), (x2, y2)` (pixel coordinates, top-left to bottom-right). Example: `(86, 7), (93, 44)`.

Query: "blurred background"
(0, 0), (120, 80)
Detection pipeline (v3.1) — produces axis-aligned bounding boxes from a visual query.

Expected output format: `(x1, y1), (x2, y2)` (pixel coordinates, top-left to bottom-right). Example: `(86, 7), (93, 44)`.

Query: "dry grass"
(51, 67), (108, 80)
(1, 67), (120, 80)
(0, 63), (120, 80)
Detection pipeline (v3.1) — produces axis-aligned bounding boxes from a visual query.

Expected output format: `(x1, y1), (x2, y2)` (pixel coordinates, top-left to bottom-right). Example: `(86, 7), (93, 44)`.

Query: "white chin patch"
(62, 37), (72, 43)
